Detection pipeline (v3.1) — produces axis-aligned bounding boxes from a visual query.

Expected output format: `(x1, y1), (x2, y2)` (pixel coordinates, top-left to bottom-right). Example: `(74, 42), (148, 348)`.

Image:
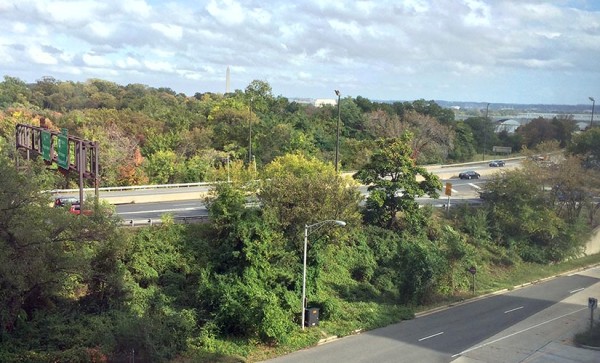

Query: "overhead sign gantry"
(15, 122), (100, 206)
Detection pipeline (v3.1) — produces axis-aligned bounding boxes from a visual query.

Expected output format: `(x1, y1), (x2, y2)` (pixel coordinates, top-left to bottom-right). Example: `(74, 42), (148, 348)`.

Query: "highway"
(263, 267), (600, 363)
(55, 159), (520, 223)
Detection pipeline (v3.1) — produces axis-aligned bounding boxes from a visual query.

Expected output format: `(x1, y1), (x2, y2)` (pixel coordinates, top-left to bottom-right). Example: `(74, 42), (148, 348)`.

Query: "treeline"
(0, 75), (579, 188)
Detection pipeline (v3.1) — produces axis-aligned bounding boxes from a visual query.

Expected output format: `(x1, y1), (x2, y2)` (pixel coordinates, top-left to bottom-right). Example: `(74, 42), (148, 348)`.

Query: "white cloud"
(82, 53), (112, 67)
(144, 60), (174, 72)
(206, 0), (246, 26)
(116, 56), (142, 69)
(151, 23), (184, 41)
(87, 21), (116, 39)
(28, 46), (58, 65)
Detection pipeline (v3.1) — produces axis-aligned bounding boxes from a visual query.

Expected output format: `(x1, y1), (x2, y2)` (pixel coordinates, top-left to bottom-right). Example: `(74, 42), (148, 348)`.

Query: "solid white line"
(569, 288), (584, 294)
(504, 306), (524, 314)
(469, 183), (481, 189)
(418, 332), (444, 341)
(119, 207), (198, 215)
(451, 307), (586, 358)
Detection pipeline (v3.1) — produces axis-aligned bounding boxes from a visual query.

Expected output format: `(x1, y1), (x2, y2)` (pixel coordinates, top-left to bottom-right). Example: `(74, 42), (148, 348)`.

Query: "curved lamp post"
(590, 97), (595, 128)
(334, 90), (341, 173)
(301, 219), (346, 329)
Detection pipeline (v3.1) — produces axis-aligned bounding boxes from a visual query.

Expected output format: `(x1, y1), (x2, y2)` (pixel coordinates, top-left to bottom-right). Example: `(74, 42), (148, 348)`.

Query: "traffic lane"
(455, 268), (600, 362)
(263, 274), (600, 363)
(115, 200), (208, 220)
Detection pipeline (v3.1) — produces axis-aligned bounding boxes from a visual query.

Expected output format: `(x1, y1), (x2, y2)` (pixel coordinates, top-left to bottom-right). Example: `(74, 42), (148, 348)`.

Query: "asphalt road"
(114, 176), (487, 221)
(262, 267), (600, 363)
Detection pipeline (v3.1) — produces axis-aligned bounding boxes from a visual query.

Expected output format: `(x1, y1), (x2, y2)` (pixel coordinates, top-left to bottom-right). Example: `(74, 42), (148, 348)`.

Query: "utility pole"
(334, 90), (341, 172)
(483, 103), (490, 161)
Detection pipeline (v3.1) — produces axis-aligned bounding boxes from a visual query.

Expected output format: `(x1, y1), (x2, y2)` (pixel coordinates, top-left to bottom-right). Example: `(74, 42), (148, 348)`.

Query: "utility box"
(305, 308), (319, 327)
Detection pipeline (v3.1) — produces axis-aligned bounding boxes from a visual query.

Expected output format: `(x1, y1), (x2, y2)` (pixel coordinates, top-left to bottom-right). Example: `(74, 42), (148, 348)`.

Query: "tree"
(568, 128), (600, 169)
(403, 110), (454, 163)
(447, 121), (476, 162)
(364, 109), (403, 139)
(0, 157), (117, 335)
(0, 76), (31, 107)
(244, 80), (273, 115)
(481, 169), (585, 262)
(353, 133), (442, 231)
(259, 153), (362, 240)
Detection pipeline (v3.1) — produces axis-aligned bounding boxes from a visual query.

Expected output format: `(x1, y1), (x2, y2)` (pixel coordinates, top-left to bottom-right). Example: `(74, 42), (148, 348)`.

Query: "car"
(458, 171), (480, 179)
(54, 196), (80, 208)
(69, 203), (93, 216)
(489, 160), (505, 167)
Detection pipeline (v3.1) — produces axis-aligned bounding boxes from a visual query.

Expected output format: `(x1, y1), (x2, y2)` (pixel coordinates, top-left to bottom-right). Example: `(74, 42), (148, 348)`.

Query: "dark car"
(54, 196), (80, 208)
(458, 171), (480, 179)
(489, 160), (505, 167)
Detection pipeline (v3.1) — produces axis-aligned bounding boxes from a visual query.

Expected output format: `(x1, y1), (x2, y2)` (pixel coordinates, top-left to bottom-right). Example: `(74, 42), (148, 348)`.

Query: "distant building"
(494, 119), (521, 133)
(314, 98), (337, 107)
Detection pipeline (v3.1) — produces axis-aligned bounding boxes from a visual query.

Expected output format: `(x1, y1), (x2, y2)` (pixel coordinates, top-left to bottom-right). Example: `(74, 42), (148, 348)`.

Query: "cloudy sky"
(1, 0), (598, 105)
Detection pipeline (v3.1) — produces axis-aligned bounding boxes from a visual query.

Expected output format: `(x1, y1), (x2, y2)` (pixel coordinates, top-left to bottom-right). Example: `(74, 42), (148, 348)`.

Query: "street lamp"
(590, 97), (595, 128)
(248, 99), (253, 165)
(334, 90), (341, 173)
(301, 219), (346, 330)
(483, 103), (490, 161)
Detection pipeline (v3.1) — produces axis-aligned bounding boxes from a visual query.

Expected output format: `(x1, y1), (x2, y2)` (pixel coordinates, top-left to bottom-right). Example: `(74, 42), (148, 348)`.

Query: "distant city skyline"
(1, 1), (598, 105)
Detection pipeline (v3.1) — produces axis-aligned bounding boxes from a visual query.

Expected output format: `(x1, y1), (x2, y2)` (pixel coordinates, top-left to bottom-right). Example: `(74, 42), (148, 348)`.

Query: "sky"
(0, 0), (599, 105)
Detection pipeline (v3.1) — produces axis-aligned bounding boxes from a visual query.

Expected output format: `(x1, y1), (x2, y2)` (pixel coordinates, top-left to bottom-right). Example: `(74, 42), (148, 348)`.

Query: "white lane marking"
(451, 307), (587, 358)
(569, 288), (584, 294)
(173, 202), (199, 207)
(119, 207), (199, 215)
(418, 332), (444, 341)
(469, 183), (481, 189)
(504, 306), (524, 314)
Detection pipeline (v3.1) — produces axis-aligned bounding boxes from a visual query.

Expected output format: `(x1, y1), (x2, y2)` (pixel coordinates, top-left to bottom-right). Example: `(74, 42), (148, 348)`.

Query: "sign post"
(445, 182), (452, 212)
(589, 297), (597, 331)
(468, 266), (477, 295)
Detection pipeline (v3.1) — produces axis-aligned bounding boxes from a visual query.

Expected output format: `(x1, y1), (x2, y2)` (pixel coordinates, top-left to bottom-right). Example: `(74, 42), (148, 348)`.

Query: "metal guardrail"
(121, 215), (209, 227)
(49, 181), (216, 194)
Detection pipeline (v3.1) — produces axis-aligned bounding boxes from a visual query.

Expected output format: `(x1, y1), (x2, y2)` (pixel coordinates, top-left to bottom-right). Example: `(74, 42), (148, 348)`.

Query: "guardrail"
(49, 181), (216, 194)
(122, 215), (209, 227)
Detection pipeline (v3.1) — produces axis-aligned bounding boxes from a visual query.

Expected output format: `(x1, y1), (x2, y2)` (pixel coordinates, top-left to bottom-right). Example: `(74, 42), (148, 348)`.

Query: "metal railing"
(49, 181), (216, 194)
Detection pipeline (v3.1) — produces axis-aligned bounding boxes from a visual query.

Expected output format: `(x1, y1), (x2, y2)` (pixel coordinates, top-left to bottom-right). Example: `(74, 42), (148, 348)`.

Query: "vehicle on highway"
(69, 204), (93, 216)
(458, 170), (480, 179)
(54, 196), (79, 208)
(488, 160), (505, 167)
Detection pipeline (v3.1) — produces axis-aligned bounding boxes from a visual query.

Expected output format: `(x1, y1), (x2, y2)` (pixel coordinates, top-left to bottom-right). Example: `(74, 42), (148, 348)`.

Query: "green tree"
(353, 134), (441, 231)
(448, 121), (476, 162)
(259, 153), (362, 240)
(568, 127), (600, 169)
(0, 76), (31, 107)
(0, 157), (117, 336)
(482, 169), (584, 262)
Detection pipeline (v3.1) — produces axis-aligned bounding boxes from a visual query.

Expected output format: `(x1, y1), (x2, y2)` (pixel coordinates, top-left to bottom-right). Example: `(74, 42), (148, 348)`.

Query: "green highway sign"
(41, 130), (51, 161)
(57, 132), (69, 169)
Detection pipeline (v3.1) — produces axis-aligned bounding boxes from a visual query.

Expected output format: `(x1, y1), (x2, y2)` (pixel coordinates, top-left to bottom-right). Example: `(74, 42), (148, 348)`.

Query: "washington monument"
(226, 66), (230, 94)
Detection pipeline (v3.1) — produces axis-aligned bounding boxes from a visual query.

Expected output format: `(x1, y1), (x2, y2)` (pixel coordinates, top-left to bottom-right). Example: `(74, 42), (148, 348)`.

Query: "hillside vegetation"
(1, 76), (600, 362)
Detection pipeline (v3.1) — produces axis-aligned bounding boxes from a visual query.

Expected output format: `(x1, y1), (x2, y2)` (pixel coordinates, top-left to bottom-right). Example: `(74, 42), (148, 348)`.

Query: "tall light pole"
(483, 103), (490, 161)
(248, 99), (253, 165)
(334, 90), (341, 173)
(301, 219), (346, 329)
(590, 97), (596, 128)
